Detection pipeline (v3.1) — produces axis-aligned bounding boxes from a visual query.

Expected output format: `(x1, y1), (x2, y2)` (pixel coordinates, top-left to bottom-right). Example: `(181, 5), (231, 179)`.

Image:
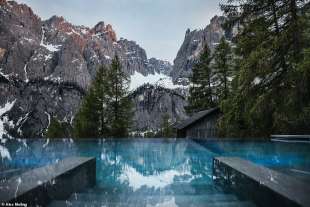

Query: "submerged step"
(202, 201), (256, 207)
(67, 193), (239, 204)
(213, 157), (310, 207)
(83, 183), (224, 196)
(0, 168), (26, 180)
(0, 156), (96, 207)
(49, 200), (256, 207)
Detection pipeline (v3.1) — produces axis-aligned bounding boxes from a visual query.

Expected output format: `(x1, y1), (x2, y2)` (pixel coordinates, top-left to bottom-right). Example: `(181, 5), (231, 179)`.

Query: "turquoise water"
(196, 140), (310, 181)
(1, 139), (310, 206)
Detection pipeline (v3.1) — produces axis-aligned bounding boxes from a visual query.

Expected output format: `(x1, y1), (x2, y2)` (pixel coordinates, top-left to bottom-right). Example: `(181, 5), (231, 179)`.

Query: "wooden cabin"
(174, 108), (221, 139)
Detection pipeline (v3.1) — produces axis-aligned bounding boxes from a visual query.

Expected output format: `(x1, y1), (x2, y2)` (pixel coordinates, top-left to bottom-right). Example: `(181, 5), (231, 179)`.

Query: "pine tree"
(186, 45), (215, 115)
(108, 56), (133, 138)
(73, 56), (133, 138)
(219, 0), (310, 137)
(73, 66), (106, 138)
(212, 37), (234, 100)
(282, 10), (310, 133)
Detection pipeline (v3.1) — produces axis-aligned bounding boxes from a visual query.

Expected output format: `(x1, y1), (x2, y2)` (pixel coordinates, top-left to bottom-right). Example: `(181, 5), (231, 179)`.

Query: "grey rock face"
(1, 80), (84, 138)
(129, 84), (188, 132)
(171, 16), (232, 83)
(0, 0), (170, 90)
(147, 58), (173, 75)
(0, 0), (184, 138)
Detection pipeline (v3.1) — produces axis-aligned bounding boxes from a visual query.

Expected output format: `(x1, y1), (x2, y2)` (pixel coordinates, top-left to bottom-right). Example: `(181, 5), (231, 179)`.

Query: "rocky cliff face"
(0, 80), (84, 138)
(147, 58), (173, 76)
(0, 0), (167, 90)
(0, 0), (182, 138)
(171, 16), (235, 83)
(130, 84), (188, 133)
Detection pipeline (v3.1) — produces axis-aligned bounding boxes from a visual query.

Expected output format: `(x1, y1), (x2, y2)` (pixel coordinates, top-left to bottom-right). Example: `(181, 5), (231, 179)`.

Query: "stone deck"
(213, 157), (310, 207)
(0, 156), (96, 207)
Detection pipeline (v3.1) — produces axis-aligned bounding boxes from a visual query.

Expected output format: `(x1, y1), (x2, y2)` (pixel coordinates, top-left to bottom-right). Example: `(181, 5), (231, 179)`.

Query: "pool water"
(196, 140), (310, 182)
(1, 139), (310, 207)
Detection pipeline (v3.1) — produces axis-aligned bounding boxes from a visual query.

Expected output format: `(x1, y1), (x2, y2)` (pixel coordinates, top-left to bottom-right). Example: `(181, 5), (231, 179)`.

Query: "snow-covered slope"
(130, 71), (186, 91)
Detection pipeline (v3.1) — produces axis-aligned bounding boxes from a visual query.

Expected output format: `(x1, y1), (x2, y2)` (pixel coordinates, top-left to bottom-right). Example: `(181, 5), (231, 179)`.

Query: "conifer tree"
(73, 65), (108, 138)
(186, 45), (215, 115)
(212, 37), (233, 100)
(108, 56), (133, 137)
(73, 56), (133, 138)
(219, 0), (310, 137)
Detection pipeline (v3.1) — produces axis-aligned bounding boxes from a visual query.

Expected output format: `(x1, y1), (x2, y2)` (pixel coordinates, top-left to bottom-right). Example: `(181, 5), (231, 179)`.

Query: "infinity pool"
(0, 139), (309, 207)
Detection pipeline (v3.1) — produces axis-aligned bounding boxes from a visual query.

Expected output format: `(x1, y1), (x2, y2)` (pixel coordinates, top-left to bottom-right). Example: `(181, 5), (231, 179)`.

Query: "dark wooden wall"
(184, 113), (219, 139)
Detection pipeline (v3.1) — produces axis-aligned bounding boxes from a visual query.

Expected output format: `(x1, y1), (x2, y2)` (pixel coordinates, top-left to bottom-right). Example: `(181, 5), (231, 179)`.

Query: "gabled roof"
(174, 107), (220, 130)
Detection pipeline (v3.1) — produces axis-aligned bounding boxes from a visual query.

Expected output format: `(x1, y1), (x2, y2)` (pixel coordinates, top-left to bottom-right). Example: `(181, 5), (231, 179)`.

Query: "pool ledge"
(0, 156), (96, 206)
(213, 157), (310, 207)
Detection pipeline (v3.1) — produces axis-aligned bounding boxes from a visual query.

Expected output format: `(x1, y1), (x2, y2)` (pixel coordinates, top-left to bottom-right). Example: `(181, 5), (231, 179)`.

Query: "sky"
(16, 0), (223, 62)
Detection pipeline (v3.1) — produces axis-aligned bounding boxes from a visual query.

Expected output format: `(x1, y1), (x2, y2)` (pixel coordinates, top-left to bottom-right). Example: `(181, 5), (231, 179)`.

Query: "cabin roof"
(174, 107), (220, 130)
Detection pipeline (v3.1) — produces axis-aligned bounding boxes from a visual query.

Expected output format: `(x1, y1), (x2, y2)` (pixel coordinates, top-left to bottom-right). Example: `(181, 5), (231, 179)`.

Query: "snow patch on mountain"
(23, 63), (29, 83)
(130, 71), (185, 91)
(40, 28), (61, 52)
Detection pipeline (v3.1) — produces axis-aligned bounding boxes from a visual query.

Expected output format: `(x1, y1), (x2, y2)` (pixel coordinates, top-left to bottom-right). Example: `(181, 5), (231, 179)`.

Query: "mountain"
(130, 84), (188, 133)
(0, 0), (170, 90)
(0, 0), (186, 138)
(170, 16), (236, 83)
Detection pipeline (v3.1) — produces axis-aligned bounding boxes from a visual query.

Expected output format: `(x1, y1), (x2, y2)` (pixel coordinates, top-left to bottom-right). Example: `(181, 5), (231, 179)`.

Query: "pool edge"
(213, 157), (310, 207)
(0, 156), (96, 206)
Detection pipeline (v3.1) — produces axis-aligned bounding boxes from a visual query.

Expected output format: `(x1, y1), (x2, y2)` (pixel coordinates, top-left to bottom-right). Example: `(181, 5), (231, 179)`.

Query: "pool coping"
(0, 156), (96, 206)
(213, 157), (310, 207)
(271, 135), (310, 139)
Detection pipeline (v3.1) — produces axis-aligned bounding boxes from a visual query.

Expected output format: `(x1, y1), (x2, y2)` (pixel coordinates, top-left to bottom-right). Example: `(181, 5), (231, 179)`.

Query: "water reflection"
(1, 139), (216, 206)
(1, 139), (310, 206)
(200, 141), (310, 172)
(93, 140), (212, 190)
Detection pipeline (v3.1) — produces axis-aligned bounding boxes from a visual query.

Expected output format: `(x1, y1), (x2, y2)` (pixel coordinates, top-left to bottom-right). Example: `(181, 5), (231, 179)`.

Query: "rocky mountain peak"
(170, 15), (233, 82)
(0, 0), (162, 88)
(209, 15), (226, 33)
(185, 28), (191, 36)
(210, 15), (224, 23)
(45, 15), (74, 33)
(105, 24), (117, 42)
(90, 21), (117, 42)
(1, 0), (40, 23)
(47, 15), (66, 25)
(0, 0), (184, 138)
(92, 21), (105, 33)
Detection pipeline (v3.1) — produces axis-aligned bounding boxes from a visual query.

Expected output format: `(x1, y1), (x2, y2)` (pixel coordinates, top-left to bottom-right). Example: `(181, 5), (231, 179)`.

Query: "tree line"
(45, 56), (175, 138)
(46, 0), (310, 139)
(46, 56), (133, 138)
(186, 0), (310, 137)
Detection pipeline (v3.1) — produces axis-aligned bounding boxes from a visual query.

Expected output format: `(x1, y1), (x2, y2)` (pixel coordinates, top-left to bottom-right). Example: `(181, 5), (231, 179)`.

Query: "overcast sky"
(16, 0), (223, 62)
